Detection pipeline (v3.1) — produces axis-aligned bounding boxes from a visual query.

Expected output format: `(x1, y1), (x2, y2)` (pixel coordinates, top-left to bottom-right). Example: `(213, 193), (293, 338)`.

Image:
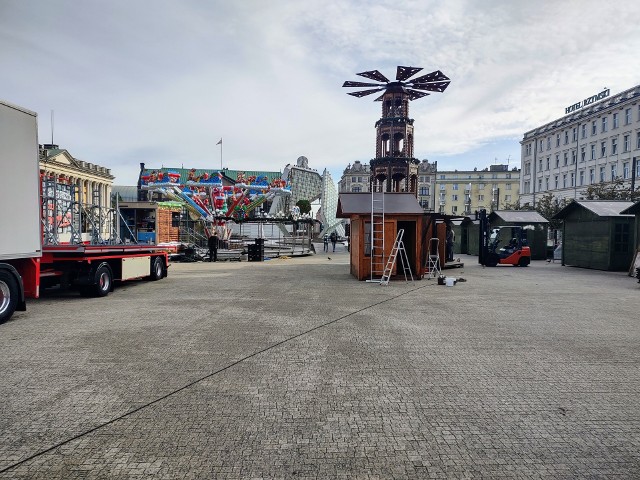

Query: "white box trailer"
(0, 101), (41, 260)
(0, 101), (169, 324)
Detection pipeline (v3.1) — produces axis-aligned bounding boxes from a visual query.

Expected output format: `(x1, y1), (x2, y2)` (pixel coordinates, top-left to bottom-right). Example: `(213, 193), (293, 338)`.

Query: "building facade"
(520, 84), (640, 207)
(40, 144), (114, 208)
(435, 165), (521, 215)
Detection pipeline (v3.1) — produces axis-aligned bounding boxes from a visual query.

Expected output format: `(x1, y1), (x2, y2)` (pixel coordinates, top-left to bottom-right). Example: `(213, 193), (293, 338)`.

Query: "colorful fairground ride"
(139, 168), (316, 257)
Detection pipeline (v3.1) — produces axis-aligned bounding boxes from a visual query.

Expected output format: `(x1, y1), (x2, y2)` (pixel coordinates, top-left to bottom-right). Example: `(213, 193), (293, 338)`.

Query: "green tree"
(296, 199), (312, 215)
(534, 192), (571, 232)
(581, 177), (640, 201)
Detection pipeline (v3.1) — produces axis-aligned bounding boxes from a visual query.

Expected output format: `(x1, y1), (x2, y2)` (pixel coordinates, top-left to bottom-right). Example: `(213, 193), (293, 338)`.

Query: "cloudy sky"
(2, 0), (639, 185)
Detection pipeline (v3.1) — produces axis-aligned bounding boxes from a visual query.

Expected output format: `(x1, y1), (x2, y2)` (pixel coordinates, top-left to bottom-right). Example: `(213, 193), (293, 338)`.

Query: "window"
(570, 172), (575, 187)
(505, 194), (512, 201)
(506, 173), (511, 179)
(546, 157), (550, 170)
(589, 168), (595, 184)
(537, 179), (542, 191)
(581, 124), (587, 138)
(637, 161), (640, 177)
(625, 108), (631, 125)
(564, 131), (569, 144)
(555, 154), (560, 167)
(364, 222), (371, 256)
(614, 223), (630, 253)
(452, 194), (458, 201)
(440, 184), (446, 190)
(538, 159), (543, 171)
(419, 186), (430, 196)
(351, 176), (356, 182)
(556, 134), (561, 147)
(554, 176), (559, 189)
(563, 152), (568, 166)
(611, 164), (617, 179)
(624, 134), (630, 152)
(613, 113), (619, 129)
(440, 174), (446, 179)
(539, 139), (543, 151)
(581, 146), (586, 162)
(579, 170), (584, 186)
(591, 144), (596, 160)
(571, 150), (576, 164)
(562, 174), (567, 188)
(601, 141), (606, 157)
(601, 116), (608, 132)
(637, 132), (640, 149)
(545, 177), (549, 190)
(524, 163), (531, 175)
(506, 183), (512, 190)
(352, 186), (361, 192)
(478, 194), (484, 201)
(478, 183), (485, 189)
(611, 137), (618, 155)
(452, 206), (458, 214)
(600, 166), (605, 182)
(592, 121), (597, 135)
(525, 144), (532, 155)
(623, 162), (630, 179)
(572, 127), (577, 142)
(547, 137), (551, 149)
(452, 183), (459, 190)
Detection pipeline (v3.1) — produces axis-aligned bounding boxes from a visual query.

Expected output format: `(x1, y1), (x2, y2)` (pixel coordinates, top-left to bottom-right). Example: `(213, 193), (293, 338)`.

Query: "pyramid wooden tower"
(343, 66), (450, 195)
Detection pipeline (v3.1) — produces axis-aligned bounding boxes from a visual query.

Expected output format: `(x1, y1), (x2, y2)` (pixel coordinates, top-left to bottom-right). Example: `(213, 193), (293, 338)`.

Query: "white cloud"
(1, 0), (639, 184)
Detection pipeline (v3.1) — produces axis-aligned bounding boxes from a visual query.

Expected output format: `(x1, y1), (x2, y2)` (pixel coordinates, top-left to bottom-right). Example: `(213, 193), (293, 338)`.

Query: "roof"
(553, 200), (635, 219)
(489, 210), (548, 223)
(620, 201), (640, 215)
(140, 167), (282, 184)
(112, 185), (138, 202)
(337, 193), (424, 218)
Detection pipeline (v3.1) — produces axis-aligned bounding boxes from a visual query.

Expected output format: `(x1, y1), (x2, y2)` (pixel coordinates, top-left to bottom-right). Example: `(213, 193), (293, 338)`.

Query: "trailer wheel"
(0, 271), (19, 324)
(150, 257), (164, 281)
(80, 263), (113, 297)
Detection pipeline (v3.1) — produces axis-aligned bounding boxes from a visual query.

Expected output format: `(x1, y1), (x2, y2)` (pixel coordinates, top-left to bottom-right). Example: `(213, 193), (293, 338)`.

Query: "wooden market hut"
(458, 217), (480, 255)
(553, 200), (635, 271)
(488, 210), (549, 260)
(337, 193), (426, 280)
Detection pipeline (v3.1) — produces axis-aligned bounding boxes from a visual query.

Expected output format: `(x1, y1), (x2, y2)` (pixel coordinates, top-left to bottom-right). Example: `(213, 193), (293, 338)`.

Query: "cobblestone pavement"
(1, 252), (639, 478)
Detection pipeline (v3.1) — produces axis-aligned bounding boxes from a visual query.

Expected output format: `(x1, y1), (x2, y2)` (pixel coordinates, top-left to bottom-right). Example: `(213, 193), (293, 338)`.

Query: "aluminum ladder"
(380, 229), (414, 285)
(368, 190), (385, 282)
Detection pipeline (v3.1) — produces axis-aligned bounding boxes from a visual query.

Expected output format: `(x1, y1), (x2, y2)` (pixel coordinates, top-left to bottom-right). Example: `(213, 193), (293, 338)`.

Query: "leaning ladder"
(369, 190), (385, 282)
(380, 229), (414, 285)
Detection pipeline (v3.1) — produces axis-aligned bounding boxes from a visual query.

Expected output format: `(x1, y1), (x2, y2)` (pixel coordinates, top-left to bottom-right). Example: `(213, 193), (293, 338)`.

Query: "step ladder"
(368, 190), (385, 282)
(380, 229), (414, 285)
(424, 237), (441, 279)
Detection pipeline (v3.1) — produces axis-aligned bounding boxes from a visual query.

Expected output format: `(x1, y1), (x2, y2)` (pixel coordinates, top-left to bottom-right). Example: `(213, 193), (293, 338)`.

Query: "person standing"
(445, 224), (454, 262)
(323, 234), (329, 252)
(330, 231), (338, 253)
(208, 232), (219, 262)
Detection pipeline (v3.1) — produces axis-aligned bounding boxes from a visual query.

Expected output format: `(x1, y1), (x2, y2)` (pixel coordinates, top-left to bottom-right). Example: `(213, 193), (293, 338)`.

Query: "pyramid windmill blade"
(343, 81), (384, 88)
(356, 70), (390, 83)
(347, 88), (385, 98)
(396, 66), (423, 81)
(409, 81), (451, 93)
(406, 90), (430, 101)
(409, 70), (450, 84)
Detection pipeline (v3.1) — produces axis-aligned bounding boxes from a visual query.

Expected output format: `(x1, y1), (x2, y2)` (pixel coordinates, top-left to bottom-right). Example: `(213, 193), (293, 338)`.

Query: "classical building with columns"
(39, 144), (114, 208)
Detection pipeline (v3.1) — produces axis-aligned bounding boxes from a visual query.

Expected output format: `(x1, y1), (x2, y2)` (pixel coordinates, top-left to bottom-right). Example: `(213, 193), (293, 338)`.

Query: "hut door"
(397, 221), (416, 274)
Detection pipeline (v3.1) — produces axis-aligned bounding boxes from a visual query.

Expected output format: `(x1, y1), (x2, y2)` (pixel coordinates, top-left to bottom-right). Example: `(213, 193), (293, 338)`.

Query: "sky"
(2, 0), (639, 187)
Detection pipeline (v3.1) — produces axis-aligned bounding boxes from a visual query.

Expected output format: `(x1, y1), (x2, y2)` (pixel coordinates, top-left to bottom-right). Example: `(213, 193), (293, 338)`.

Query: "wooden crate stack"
(157, 207), (180, 243)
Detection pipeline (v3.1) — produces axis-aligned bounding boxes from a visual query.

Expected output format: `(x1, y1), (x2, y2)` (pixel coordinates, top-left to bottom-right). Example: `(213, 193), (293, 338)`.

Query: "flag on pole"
(216, 138), (222, 145)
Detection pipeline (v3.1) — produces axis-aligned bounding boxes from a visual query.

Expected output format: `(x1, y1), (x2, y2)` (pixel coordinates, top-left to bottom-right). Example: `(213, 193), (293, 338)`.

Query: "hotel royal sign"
(565, 88), (610, 115)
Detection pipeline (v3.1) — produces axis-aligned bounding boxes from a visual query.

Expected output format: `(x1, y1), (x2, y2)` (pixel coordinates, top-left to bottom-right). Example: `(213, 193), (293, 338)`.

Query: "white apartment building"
(435, 165), (520, 215)
(520, 84), (640, 206)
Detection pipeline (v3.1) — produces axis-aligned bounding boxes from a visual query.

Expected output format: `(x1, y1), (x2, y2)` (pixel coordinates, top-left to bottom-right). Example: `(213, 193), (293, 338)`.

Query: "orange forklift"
(478, 209), (531, 267)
